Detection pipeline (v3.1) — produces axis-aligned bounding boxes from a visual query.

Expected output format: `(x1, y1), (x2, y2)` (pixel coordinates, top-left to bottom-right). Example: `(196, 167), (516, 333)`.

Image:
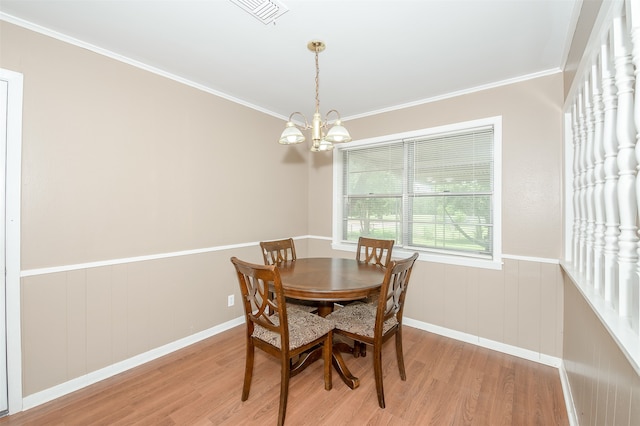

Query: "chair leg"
(277, 355), (291, 426)
(359, 341), (367, 357)
(373, 344), (385, 408)
(242, 338), (255, 401)
(324, 332), (333, 390)
(395, 329), (406, 380)
(352, 340), (367, 358)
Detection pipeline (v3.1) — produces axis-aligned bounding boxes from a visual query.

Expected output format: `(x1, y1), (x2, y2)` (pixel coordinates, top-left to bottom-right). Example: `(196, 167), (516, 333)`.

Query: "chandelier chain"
(315, 48), (320, 114)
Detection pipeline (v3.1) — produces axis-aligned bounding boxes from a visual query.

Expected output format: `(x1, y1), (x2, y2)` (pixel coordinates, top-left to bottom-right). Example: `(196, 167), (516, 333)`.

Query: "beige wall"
(562, 0), (604, 100)
(2, 19), (567, 404)
(1, 21), (311, 397)
(562, 272), (640, 425)
(307, 74), (565, 361)
(21, 249), (256, 395)
(309, 74), (564, 260)
(1, 21), (310, 270)
(310, 238), (564, 361)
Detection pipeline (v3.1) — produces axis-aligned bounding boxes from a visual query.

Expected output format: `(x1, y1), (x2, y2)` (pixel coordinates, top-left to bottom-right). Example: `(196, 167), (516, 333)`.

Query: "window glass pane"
(410, 129), (493, 194)
(344, 144), (403, 195)
(409, 194), (492, 254)
(343, 196), (402, 242)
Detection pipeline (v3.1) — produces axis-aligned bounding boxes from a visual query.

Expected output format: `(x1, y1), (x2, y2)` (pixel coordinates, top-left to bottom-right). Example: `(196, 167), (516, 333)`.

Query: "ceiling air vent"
(230, 0), (289, 25)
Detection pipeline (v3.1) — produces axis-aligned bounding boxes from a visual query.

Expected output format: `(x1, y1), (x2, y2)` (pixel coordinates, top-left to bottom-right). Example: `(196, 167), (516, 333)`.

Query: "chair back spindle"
(261, 238), (297, 265)
(233, 258), (289, 349)
(356, 237), (394, 267)
(377, 253), (418, 335)
(260, 238), (318, 314)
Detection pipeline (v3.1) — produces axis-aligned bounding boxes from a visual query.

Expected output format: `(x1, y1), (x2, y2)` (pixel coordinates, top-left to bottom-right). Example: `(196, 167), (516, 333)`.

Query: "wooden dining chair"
(230, 257), (334, 426)
(356, 236), (395, 267)
(351, 237), (396, 357)
(260, 238), (318, 313)
(327, 252), (419, 408)
(260, 237), (297, 265)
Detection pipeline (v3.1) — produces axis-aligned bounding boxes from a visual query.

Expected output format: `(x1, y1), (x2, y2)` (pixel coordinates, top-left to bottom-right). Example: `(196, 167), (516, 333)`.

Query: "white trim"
(333, 116), (503, 271)
(403, 318), (562, 368)
(304, 235), (332, 242)
(22, 236), (321, 277)
(332, 241), (504, 270)
(22, 235), (559, 278)
(557, 0), (584, 73)
(501, 254), (560, 264)
(343, 69), (562, 121)
(403, 319), (571, 422)
(0, 13), (287, 122)
(22, 316), (244, 410)
(561, 262), (640, 375)
(24, 314), (565, 413)
(0, 68), (23, 414)
(0, 13), (563, 125)
(22, 240), (262, 277)
(559, 361), (579, 426)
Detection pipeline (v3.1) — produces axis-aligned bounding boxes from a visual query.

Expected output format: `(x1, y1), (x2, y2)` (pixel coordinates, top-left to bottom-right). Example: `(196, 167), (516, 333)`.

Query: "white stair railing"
(567, 0), (640, 351)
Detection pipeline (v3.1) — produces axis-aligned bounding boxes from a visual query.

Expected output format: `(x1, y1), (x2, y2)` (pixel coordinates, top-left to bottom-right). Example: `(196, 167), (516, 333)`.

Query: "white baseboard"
(403, 317), (562, 368)
(558, 361), (579, 426)
(23, 316), (571, 417)
(403, 317), (578, 423)
(22, 316), (245, 411)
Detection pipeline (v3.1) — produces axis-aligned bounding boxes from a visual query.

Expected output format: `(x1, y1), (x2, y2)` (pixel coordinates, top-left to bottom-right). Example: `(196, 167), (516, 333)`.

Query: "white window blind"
(342, 143), (404, 243)
(406, 127), (494, 256)
(339, 124), (495, 260)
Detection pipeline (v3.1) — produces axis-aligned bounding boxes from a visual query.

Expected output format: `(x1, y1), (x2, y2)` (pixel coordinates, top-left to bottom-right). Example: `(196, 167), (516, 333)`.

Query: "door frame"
(1, 68), (23, 414)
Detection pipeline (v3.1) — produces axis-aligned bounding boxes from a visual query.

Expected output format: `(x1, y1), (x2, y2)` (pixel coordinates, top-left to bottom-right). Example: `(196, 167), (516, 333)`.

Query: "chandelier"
(278, 40), (352, 152)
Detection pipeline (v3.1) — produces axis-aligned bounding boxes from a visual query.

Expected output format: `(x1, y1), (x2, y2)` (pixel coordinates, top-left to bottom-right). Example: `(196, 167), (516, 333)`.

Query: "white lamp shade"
(324, 120), (352, 143)
(312, 140), (334, 152)
(279, 122), (305, 145)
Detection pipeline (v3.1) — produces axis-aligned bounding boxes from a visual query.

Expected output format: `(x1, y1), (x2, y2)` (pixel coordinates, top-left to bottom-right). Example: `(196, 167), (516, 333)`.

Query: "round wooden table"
(277, 257), (386, 317)
(276, 257), (386, 389)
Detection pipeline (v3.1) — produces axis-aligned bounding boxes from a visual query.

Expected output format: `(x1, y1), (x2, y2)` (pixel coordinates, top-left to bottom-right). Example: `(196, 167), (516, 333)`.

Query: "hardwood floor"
(0, 325), (569, 425)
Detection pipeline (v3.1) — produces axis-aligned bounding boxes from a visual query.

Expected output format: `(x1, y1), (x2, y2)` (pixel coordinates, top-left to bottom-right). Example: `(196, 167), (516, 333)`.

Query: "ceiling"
(0, 0), (581, 121)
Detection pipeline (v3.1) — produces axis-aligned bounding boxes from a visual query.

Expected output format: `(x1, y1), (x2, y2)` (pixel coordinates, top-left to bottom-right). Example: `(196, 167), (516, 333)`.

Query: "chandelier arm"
(324, 109), (342, 125)
(288, 111), (310, 129)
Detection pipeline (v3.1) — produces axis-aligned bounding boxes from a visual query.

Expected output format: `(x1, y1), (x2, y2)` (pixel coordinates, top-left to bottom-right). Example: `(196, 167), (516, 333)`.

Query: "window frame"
(332, 116), (502, 270)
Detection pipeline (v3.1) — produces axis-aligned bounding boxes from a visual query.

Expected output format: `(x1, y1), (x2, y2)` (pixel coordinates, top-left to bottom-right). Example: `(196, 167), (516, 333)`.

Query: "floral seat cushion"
(326, 302), (397, 338)
(253, 310), (334, 350)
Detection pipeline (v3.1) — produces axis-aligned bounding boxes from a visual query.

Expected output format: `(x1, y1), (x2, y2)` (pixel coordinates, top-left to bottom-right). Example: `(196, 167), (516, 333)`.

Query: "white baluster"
(614, 15), (639, 330)
(602, 35), (621, 309)
(578, 91), (588, 274)
(572, 102), (582, 268)
(630, 0), (640, 335)
(584, 76), (596, 283)
(592, 58), (607, 296)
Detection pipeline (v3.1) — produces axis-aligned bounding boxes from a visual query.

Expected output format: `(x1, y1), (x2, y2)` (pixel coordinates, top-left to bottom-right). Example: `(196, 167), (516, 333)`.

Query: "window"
(333, 117), (502, 269)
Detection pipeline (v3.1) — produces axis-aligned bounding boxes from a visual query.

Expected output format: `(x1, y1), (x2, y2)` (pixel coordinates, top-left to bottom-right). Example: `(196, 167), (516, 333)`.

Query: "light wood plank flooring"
(0, 325), (568, 425)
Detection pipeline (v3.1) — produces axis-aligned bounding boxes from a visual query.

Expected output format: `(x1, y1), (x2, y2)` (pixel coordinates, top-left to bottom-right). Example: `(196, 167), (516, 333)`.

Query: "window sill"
(331, 242), (503, 270)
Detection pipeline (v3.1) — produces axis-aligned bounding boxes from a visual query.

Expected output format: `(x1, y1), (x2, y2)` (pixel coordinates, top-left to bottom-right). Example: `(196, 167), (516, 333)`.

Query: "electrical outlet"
(227, 294), (234, 307)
